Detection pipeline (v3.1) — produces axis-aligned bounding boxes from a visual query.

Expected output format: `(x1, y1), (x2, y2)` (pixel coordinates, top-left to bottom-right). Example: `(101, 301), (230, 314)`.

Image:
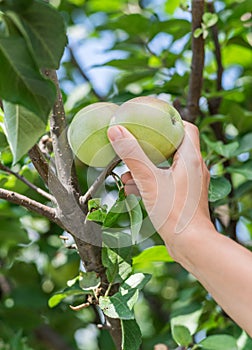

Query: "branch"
(28, 144), (51, 186)
(207, 1), (223, 115)
(44, 70), (80, 196)
(79, 156), (121, 206)
(68, 46), (105, 101)
(184, 0), (205, 122)
(0, 162), (55, 203)
(0, 188), (58, 223)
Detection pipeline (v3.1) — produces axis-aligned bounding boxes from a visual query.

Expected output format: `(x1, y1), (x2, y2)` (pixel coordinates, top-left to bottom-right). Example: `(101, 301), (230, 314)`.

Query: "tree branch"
(0, 161), (55, 203)
(79, 156), (121, 206)
(0, 188), (58, 223)
(44, 70), (80, 196)
(69, 46), (105, 101)
(207, 1), (223, 115)
(184, 0), (205, 122)
(28, 144), (51, 186)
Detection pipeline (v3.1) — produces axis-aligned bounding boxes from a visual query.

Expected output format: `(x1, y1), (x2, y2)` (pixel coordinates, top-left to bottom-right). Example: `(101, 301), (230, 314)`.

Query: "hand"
(107, 121), (213, 262)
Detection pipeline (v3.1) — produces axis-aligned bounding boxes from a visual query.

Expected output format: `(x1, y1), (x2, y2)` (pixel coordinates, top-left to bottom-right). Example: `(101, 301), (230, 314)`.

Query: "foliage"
(0, 0), (252, 349)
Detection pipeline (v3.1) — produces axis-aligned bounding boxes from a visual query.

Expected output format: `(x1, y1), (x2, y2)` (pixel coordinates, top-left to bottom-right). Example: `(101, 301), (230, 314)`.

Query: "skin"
(107, 121), (252, 337)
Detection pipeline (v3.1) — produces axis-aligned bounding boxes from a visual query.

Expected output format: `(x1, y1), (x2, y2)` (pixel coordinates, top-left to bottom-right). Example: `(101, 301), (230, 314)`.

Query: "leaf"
(6, 0), (67, 69)
(132, 245), (174, 271)
(208, 176), (232, 202)
(103, 198), (127, 229)
(0, 36), (56, 120)
(88, 198), (102, 211)
(48, 289), (86, 308)
(235, 133), (252, 155)
(203, 12), (218, 27)
(125, 194), (143, 244)
(99, 289), (136, 320)
(194, 28), (203, 38)
(171, 305), (203, 336)
(164, 0), (180, 15)
(79, 271), (101, 291)
(87, 208), (107, 223)
(121, 319), (142, 350)
(3, 101), (46, 163)
(121, 273), (151, 292)
(199, 334), (238, 350)
(102, 246), (132, 283)
(99, 273), (150, 319)
(202, 134), (239, 158)
(172, 325), (192, 347)
(227, 160), (252, 180)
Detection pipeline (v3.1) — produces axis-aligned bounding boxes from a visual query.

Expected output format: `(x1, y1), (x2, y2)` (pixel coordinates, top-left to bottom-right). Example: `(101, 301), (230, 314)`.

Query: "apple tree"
(0, 0), (252, 349)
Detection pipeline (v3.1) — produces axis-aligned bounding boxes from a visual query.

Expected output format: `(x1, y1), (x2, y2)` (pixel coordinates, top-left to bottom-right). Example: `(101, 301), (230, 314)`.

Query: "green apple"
(67, 102), (118, 167)
(111, 96), (184, 164)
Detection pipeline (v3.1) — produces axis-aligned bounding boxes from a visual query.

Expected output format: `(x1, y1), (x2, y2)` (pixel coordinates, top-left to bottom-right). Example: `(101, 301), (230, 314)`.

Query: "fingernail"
(107, 126), (124, 141)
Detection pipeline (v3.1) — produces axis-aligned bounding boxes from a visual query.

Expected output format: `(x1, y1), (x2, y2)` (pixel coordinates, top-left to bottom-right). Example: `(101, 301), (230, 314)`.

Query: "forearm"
(173, 226), (252, 336)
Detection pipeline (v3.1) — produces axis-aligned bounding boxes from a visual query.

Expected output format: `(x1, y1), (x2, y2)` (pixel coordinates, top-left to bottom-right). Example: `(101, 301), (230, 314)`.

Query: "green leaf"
(121, 273), (151, 292)
(103, 197), (127, 229)
(87, 208), (107, 223)
(88, 198), (102, 211)
(79, 271), (101, 291)
(102, 246), (132, 283)
(0, 0), (33, 12)
(208, 176), (232, 202)
(235, 133), (252, 155)
(203, 12), (218, 27)
(125, 194), (143, 244)
(227, 160), (252, 180)
(102, 230), (132, 249)
(99, 289), (136, 320)
(194, 28), (203, 38)
(171, 305), (203, 336)
(222, 44), (252, 67)
(199, 334), (238, 350)
(172, 325), (192, 347)
(164, 0), (180, 15)
(132, 245), (174, 271)
(99, 273), (150, 319)
(121, 319), (142, 350)
(6, 0), (67, 69)
(3, 101), (46, 163)
(202, 134), (239, 158)
(48, 289), (86, 308)
(0, 36), (56, 120)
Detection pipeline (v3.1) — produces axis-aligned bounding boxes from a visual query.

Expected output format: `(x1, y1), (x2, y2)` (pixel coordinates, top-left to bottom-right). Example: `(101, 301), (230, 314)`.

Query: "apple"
(111, 96), (184, 164)
(67, 102), (118, 167)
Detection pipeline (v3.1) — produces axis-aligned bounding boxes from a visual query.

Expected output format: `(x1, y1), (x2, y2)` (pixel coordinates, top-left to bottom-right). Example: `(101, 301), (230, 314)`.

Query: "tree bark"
(184, 0), (205, 122)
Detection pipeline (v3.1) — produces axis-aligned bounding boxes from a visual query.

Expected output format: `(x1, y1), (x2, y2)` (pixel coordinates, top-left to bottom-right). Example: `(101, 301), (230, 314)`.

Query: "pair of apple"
(67, 96), (184, 167)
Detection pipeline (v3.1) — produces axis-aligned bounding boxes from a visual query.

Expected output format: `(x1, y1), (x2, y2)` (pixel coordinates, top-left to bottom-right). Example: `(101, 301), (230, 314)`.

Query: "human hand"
(107, 122), (212, 262)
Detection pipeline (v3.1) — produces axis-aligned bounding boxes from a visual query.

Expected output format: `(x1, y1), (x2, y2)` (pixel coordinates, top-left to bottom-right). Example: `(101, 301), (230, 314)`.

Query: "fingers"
(172, 121), (202, 170)
(107, 125), (156, 193)
(121, 172), (140, 196)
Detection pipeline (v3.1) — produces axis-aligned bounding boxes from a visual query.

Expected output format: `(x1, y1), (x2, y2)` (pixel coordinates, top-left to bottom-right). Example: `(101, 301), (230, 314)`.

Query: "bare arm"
(107, 122), (252, 336)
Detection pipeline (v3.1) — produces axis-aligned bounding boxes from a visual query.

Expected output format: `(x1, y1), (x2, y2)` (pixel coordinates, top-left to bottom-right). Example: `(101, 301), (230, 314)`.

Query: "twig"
(68, 46), (105, 101)
(184, 0), (205, 122)
(79, 156), (121, 206)
(28, 144), (51, 186)
(0, 188), (58, 223)
(0, 162), (55, 203)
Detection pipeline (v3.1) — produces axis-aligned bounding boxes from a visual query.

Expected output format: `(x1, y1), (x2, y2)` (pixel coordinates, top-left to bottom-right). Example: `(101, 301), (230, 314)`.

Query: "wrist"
(164, 218), (217, 269)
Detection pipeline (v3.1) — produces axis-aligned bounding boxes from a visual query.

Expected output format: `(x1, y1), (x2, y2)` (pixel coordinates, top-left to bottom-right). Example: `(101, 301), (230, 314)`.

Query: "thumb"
(107, 125), (156, 188)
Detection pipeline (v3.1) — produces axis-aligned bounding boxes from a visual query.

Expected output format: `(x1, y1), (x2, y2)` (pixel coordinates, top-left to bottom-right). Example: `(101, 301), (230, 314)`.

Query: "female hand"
(107, 121), (213, 262)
